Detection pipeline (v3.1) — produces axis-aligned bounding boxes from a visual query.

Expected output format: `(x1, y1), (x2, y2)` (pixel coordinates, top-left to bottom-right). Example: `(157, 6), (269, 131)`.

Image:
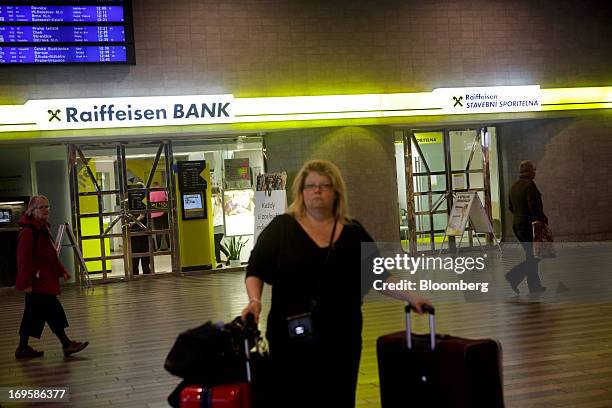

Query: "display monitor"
(0, 1), (135, 65)
(181, 192), (206, 220)
(183, 194), (202, 210)
(0, 208), (12, 223)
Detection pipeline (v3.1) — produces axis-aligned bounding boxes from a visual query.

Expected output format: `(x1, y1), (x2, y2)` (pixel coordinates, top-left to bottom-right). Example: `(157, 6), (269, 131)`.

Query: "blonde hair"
(287, 160), (350, 222)
(25, 195), (49, 217)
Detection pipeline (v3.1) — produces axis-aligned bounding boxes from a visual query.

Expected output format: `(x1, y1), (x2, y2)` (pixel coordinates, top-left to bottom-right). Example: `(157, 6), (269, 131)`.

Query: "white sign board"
(26, 94), (234, 130)
(434, 85), (541, 114)
(452, 173), (466, 190)
(223, 189), (255, 236)
(254, 190), (287, 242)
(446, 192), (494, 236)
(446, 192), (474, 235)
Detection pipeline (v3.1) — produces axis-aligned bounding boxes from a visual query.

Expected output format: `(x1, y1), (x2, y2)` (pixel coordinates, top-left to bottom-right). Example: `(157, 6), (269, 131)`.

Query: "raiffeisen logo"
(48, 109), (61, 122)
(64, 102), (231, 123)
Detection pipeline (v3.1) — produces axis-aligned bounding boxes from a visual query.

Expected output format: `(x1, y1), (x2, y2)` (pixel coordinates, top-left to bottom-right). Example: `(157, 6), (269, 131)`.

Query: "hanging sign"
(254, 172), (288, 242)
(415, 132), (443, 144)
(29, 94), (234, 131)
(434, 85), (541, 114)
(254, 190), (287, 242)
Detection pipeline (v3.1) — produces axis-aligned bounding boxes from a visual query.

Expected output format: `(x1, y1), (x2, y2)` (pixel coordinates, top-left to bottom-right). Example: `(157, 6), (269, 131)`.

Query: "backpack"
(0, 225), (41, 287)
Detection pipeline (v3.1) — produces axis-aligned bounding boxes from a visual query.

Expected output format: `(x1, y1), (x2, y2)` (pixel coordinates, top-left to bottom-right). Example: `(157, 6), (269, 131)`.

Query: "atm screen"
(181, 192), (207, 220)
(183, 194), (203, 210)
(0, 209), (12, 223)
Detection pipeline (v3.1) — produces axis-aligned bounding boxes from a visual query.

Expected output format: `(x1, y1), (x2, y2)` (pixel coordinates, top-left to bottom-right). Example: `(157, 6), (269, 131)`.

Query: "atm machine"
(0, 197), (29, 287)
(176, 160), (214, 271)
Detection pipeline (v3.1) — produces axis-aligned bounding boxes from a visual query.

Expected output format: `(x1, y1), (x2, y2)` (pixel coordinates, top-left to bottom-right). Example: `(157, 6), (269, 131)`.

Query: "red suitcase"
(377, 305), (504, 408)
(180, 382), (251, 408)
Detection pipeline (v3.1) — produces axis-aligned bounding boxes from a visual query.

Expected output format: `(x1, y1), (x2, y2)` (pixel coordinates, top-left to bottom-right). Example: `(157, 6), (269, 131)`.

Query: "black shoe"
(63, 341), (89, 357)
(505, 275), (520, 294)
(15, 345), (44, 359)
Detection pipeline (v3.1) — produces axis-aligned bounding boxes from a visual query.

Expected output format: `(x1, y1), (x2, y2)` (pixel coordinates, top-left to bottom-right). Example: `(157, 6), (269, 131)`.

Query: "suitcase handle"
(404, 304), (436, 351)
(243, 313), (257, 383)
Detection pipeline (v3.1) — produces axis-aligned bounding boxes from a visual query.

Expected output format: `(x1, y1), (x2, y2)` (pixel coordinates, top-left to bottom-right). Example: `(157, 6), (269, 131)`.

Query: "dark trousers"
(214, 233), (230, 263)
(131, 234), (151, 275)
(19, 293), (69, 339)
(152, 215), (169, 251)
(506, 222), (544, 291)
(267, 337), (361, 408)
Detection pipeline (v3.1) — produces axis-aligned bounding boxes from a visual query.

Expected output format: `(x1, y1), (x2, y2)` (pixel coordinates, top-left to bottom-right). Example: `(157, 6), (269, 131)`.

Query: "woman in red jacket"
(15, 195), (88, 359)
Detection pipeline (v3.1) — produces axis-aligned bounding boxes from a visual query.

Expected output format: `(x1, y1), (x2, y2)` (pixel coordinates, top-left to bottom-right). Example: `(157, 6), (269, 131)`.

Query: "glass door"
(68, 141), (177, 282)
(396, 127), (500, 254)
(448, 128), (501, 246)
(397, 130), (449, 254)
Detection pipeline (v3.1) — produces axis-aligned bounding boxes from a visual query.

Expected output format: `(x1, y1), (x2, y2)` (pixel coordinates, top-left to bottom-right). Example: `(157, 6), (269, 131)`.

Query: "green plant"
(226, 236), (247, 261)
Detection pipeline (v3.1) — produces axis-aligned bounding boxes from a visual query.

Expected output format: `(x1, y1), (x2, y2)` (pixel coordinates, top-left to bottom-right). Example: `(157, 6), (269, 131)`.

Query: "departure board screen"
(0, 26), (126, 42)
(0, 1), (134, 65)
(0, 45), (127, 63)
(0, 6), (125, 22)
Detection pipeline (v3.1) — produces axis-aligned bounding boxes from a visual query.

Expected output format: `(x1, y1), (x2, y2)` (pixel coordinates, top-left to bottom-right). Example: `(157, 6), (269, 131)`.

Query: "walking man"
(506, 160), (548, 294)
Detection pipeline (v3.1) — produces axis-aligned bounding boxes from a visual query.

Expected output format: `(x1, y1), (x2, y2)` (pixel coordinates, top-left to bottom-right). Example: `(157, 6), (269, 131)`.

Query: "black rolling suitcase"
(377, 305), (504, 408)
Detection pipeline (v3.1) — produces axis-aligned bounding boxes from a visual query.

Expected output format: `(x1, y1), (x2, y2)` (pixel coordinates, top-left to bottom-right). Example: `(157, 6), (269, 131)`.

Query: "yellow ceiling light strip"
(0, 105), (35, 125)
(234, 94), (382, 116)
(542, 87), (612, 104)
(541, 87), (612, 111)
(233, 92), (439, 118)
(0, 86), (610, 137)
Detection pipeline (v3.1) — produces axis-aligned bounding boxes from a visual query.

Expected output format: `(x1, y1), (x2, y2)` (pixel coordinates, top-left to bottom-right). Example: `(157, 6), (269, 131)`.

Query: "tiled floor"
(0, 243), (611, 407)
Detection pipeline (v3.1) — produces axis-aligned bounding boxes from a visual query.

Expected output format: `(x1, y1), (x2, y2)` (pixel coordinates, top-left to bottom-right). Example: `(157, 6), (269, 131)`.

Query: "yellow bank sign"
(415, 132), (443, 144)
(32, 95), (234, 130)
(0, 85), (610, 133)
(433, 85), (541, 114)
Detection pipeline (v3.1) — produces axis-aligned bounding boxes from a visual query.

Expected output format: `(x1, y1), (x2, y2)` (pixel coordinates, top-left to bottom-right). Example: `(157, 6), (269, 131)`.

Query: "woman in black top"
(242, 159), (431, 408)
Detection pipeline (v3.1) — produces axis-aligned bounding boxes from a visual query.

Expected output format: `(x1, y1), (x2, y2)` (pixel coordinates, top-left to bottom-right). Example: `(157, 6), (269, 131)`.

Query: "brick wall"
(498, 112), (612, 241)
(0, 0), (610, 102)
(0, 0), (611, 241)
(265, 126), (399, 242)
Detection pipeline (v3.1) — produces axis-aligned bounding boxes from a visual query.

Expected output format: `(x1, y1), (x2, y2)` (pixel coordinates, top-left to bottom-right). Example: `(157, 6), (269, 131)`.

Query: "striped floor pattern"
(0, 243), (611, 407)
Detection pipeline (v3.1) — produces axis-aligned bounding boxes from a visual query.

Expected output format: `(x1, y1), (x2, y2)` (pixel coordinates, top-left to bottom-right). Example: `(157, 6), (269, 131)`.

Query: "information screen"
(0, 26), (126, 42)
(182, 192), (207, 220)
(0, 6), (125, 22)
(183, 194), (203, 210)
(0, 209), (12, 223)
(0, 45), (127, 63)
(0, 1), (135, 65)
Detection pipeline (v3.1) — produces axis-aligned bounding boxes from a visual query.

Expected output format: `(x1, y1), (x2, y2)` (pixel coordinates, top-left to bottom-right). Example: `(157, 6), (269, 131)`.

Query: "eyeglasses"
(37, 205), (50, 210)
(303, 183), (333, 192)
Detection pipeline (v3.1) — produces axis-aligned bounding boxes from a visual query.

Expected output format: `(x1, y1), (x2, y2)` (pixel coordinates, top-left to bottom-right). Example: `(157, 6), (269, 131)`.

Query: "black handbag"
(164, 317), (251, 385)
(165, 315), (270, 408)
